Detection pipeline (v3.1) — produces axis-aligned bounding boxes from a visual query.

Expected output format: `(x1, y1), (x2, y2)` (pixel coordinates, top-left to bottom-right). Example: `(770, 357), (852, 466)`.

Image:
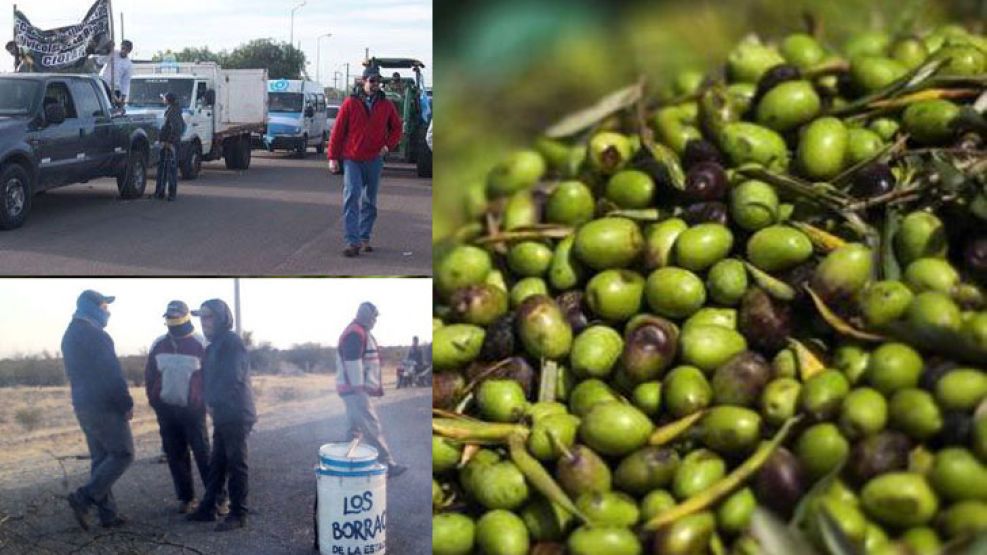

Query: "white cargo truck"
(128, 62), (268, 179)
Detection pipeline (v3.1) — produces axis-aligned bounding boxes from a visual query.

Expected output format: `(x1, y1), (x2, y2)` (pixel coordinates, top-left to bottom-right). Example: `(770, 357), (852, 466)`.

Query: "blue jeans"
(74, 409), (135, 522)
(155, 145), (178, 198)
(342, 157), (383, 246)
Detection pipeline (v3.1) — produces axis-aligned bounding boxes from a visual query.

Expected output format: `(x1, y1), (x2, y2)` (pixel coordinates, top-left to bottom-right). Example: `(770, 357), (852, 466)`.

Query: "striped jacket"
(336, 321), (383, 397)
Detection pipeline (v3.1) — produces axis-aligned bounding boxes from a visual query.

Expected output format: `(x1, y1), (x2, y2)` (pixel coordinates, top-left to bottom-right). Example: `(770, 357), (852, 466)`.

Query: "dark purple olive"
(754, 447), (807, 518)
(480, 313), (517, 361)
(849, 162), (896, 198)
(683, 162), (729, 202)
(712, 351), (773, 407)
(682, 202), (729, 225)
(631, 146), (673, 191)
(929, 410), (973, 449)
(778, 261), (817, 304)
(433, 371), (466, 410)
(753, 64), (802, 106)
(557, 445), (612, 498)
(466, 356), (536, 398)
(556, 290), (591, 334)
(918, 358), (959, 391)
(622, 315), (679, 383)
(964, 236), (987, 282)
(846, 431), (912, 486)
(682, 139), (725, 170)
(738, 287), (793, 353)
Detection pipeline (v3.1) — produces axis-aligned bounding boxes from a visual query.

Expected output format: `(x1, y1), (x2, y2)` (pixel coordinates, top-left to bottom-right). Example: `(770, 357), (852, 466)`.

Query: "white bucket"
(316, 443), (387, 555)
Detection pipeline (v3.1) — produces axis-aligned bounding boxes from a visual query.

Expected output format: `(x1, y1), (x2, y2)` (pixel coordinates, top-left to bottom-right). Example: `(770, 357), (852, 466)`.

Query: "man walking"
(327, 66), (403, 258)
(155, 92), (184, 200)
(336, 302), (407, 477)
(98, 40), (134, 106)
(145, 301), (216, 515)
(187, 299), (256, 531)
(61, 290), (134, 530)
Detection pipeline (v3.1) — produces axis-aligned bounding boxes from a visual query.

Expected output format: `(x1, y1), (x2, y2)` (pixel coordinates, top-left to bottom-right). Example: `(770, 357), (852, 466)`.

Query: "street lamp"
(289, 1), (306, 48)
(317, 32), (332, 85)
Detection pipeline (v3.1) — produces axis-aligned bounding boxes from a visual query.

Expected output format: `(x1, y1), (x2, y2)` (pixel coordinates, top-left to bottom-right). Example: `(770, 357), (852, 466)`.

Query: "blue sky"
(4, 0), (433, 87)
(0, 278), (433, 357)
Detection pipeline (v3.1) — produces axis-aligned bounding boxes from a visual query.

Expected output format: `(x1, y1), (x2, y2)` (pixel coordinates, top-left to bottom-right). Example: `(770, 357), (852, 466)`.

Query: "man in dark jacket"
(327, 66), (403, 257)
(186, 299), (257, 531)
(146, 300), (222, 515)
(61, 290), (134, 530)
(154, 92), (183, 201)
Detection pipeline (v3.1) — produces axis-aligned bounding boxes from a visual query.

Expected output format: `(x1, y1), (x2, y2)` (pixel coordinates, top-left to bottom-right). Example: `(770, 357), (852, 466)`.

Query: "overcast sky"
(0, 278), (432, 358)
(3, 0), (433, 87)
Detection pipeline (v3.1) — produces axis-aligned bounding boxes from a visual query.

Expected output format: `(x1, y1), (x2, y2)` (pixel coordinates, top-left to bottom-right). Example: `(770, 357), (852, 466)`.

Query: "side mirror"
(305, 107), (315, 118)
(45, 103), (66, 125)
(204, 89), (216, 106)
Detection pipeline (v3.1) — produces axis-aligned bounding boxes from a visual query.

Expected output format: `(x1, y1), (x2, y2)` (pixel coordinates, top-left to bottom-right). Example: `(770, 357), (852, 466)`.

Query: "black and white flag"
(13, 0), (112, 73)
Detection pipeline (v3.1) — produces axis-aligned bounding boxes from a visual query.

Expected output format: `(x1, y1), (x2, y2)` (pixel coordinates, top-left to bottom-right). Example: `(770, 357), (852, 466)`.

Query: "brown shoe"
(362, 242), (374, 253)
(178, 500), (197, 514)
(66, 491), (91, 531)
(343, 245), (361, 257)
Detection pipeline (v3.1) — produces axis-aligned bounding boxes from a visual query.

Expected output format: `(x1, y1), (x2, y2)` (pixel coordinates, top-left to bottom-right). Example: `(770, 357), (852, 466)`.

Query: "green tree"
(225, 39), (307, 79)
(152, 46), (223, 63)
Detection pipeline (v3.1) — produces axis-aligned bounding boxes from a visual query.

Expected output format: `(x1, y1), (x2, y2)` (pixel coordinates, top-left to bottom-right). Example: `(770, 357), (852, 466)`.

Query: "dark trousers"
(74, 409), (135, 523)
(200, 422), (252, 517)
(155, 145), (178, 198)
(155, 405), (210, 502)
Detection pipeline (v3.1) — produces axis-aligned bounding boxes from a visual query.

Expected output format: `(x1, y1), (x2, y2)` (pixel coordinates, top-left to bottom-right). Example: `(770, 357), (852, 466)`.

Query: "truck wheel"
(417, 145), (432, 178)
(238, 136), (252, 170)
(224, 138), (238, 170)
(180, 141), (202, 180)
(117, 149), (148, 199)
(316, 133), (326, 155)
(296, 137), (308, 158)
(0, 164), (32, 230)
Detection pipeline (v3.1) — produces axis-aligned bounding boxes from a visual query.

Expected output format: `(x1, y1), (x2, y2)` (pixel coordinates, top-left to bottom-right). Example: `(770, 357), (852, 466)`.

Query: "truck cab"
(260, 79), (328, 156)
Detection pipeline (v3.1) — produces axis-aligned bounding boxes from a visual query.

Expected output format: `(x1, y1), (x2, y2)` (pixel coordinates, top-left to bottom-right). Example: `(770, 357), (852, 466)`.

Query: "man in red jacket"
(328, 66), (403, 258)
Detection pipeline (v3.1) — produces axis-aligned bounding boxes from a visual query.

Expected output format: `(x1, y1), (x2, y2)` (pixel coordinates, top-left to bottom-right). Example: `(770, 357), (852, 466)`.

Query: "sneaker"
(215, 514), (246, 532)
(66, 491), (91, 531)
(100, 515), (127, 528)
(343, 245), (361, 257)
(362, 243), (374, 253)
(387, 464), (408, 478)
(178, 500), (197, 514)
(216, 499), (231, 516)
(186, 508), (216, 522)
(167, 196), (176, 202)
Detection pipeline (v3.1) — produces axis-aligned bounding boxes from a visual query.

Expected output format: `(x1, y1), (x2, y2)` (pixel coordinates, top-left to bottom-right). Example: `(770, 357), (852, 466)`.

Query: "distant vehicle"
(0, 74), (160, 229)
(257, 79), (328, 156)
(129, 62), (268, 179)
(326, 104), (339, 135)
(365, 58), (431, 178)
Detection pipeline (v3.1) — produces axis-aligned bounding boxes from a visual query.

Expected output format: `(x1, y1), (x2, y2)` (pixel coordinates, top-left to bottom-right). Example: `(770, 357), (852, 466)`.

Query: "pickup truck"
(0, 73), (160, 230)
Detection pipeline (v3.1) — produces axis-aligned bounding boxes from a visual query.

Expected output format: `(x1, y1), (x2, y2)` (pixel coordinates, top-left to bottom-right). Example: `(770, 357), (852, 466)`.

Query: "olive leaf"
(827, 58), (949, 117)
(605, 208), (665, 221)
(750, 508), (820, 555)
(816, 504), (862, 555)
(805, 286), (887, 342)
(544, 82), (644, 139)
(789, 459), (846, 531)
(787, 338), (826, 381)
(789, 221), (847, 253)
(743, 262), (797, 301)
(879, 207), (902, 281)
(507, 433), (589, 522)
(538, 359), (559, 402)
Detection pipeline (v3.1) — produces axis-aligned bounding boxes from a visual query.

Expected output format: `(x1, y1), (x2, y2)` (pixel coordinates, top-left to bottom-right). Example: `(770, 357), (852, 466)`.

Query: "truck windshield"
(129, 78), (194, 108)
(269, 92), (303, 113)
(0, 79), (40, 116)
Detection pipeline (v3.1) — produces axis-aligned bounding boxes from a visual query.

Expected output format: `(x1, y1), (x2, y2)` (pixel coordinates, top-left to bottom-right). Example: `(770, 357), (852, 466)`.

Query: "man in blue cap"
(61, 290), (134, 530)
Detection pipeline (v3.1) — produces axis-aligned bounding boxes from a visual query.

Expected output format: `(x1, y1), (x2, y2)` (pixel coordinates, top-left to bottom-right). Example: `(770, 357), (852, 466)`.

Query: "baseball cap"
(78, 289), (115, 306)
(163, 300), (189, 318)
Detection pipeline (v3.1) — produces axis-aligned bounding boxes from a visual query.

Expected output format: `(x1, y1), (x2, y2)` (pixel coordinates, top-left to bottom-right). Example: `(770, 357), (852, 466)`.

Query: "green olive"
(746, 225), (814, 272)
(436, 245), (492, 300)
(891, 37), (929, 69)
(717, 487), (757, 537)
(503, 190), (538, 231)
(450, 283), (509, 326)
(664, 365), (714, 417)
(433, 323), (486, 371)
(646, 267), (707, 319)
(679, 325), (748, 373)
(567, 526), (642, 555)
(940, 500), (987, 539)
(761, 377), (802, 426)
(866, 342), (924, 395)
(861, 472), (939, 528)
(568, 378), (619, 417)
(728, 38), (786, 83)
(781, 33), (826, 69)
(674, 223), (735, 272)
(546, 180), (596, 226)
(798, 116), (848, 180)
(487, 150), (547, 198)
(895, 211), (948, 265)
(473, 461), (530, 510)
(846, 127), (885, 166)
(674, 449), (727, 500)
(643, 217), (688, 270)
(840, 387), (889, 440)
(548, 235), (586, 291)
(459, 449), (501, 497)
(656, 511), (716, 555)
(571, 325), (624, 379)
(851, 56), (907, 93)
(510, 276), (549, 307)
(507, 241), (553, 277)
(640, 489), (677, 522)
(517, 295), (573, 360)
(929, 447), (987, 502)
(903, 257), (959, 294)
(519, 496), (574, 542)
(936, 368), (987, 411)
(434, 436), (463, 473)
(683, 307), (737, 332)
(585, 269), (646, 322)
(575, 491), (640, 527)
(800, 369), (851, 421)
(797, 423), (850, 480)
(720, 121), (790, 172)
(931, 44), (986, 76)
(702, 406), (763, 455)
(902, 99), (961, 145)
(579, 401), (655, 457)
(772, 348), (798, 379)
(833, 343), (871, 385)
(574, 217), (644, 270)
(589, 131), (633, 174)
(477, 379), (527, 423)
(899, 527), (940, 555)
(656, 105), (704, 154)
(557, 444), (612, 498)
(631, 381), (662, 417)
(614, 446), (680, 496)
(811, 243), (874, 301)
(475, 509), (530, 555)
(845, 31), (891, 58)
(756, 80), (821, 132)
(859, 280), (914, 328)
(889, 388), (943, 441)
(527, 413), (581, 461)
(907, 291), (963, 342)
(729, 180), (779, 232)
(606, 169), (656, 209)
(433, 512), (475, 555)
(869, 117), (900, 141)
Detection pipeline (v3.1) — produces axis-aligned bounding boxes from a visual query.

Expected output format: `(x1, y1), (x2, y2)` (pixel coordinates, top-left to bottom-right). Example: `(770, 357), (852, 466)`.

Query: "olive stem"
(507, 433), (590, 523)
(473, 226), (574, 245)
(432, 408), (477, 421)
(743, 262), (797, 302)
(432, 418), (530, 443)
(461, 357), (517, 398)
(605, 208), (666, 221)
(825, 58), (949, 117)
(642, 416), (802, 531)
(647, 410), (708, 446)
(538, 359), (560, 402)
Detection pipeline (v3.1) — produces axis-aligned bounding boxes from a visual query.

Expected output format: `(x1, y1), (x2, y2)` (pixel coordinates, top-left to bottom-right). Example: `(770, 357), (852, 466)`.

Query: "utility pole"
(316, 32), (332, 84)
(345, 63), (350, 91)
(289, 1), (306, 48)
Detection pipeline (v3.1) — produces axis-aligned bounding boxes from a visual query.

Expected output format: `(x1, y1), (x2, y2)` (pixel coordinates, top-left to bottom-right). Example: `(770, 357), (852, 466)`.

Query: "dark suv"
(0, 74), (160, 229)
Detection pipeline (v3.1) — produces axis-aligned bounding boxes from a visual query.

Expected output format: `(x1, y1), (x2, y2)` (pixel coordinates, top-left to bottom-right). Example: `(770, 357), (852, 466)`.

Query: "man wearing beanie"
(336, 302), (407, 477)
(145, 301), (221, 516)
(327, 61), (403, 258)
(61, 290), (134, 530)
(186, 299), (256, 531)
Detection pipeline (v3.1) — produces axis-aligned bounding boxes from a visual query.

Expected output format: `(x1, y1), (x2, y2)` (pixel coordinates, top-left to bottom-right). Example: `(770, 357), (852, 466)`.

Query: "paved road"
(0, 152), (431, 276)
(0, 388), (431, 555)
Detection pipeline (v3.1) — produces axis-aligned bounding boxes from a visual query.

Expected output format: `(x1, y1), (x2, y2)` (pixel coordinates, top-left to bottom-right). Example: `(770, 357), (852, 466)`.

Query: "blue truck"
(0, 73), (160, 230)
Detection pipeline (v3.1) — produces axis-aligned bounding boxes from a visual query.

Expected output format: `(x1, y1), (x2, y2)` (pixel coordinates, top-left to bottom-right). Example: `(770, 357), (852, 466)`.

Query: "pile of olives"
(433, 23), (986, 555)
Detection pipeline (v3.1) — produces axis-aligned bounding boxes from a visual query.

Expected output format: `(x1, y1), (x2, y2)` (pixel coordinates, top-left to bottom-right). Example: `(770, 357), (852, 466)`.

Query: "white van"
(259, 79), (328, 156)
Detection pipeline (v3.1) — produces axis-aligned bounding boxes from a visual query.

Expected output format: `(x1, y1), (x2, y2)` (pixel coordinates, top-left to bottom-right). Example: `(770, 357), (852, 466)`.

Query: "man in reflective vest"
(336, 302), (407, 477)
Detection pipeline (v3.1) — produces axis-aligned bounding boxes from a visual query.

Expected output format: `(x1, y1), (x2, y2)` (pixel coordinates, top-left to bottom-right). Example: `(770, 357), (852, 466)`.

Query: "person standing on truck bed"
(327, 66), (403, 258)
(155, 92), (184, 201)
(98, 40), (134, 107)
